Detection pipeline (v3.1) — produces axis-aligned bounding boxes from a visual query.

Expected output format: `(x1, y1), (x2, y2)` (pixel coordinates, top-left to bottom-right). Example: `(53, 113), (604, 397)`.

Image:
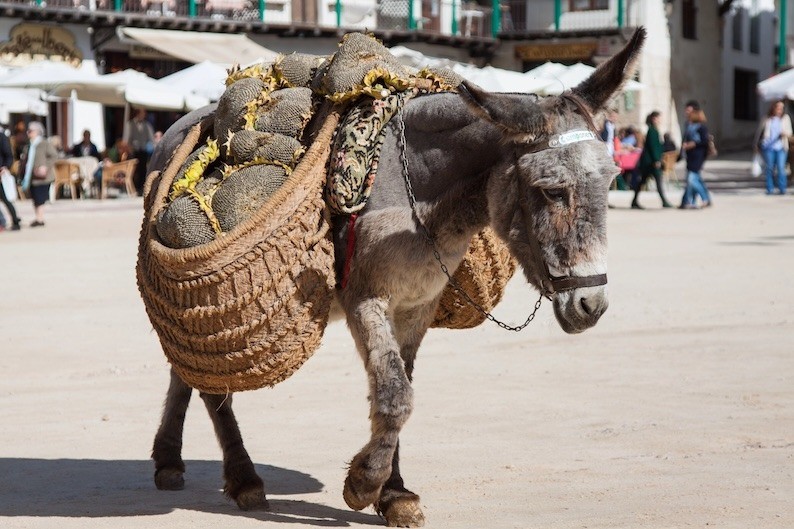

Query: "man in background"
(0, 123), (21, 231)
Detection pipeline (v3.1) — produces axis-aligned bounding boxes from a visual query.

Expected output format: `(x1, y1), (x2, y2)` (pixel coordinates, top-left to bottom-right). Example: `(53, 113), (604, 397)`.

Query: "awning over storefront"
(119, 27), (279, 67)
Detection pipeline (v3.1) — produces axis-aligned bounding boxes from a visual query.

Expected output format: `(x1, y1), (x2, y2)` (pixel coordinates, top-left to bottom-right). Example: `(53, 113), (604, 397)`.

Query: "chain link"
(396, 109), (543, 332)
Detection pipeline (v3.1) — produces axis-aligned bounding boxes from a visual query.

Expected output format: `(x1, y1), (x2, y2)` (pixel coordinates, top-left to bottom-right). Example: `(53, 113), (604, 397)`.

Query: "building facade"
(0, 0), (781, 152)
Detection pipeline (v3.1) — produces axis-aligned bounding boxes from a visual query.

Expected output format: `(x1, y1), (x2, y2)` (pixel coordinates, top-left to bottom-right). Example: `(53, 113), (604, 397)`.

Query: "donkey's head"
(460, 28), (645, 334)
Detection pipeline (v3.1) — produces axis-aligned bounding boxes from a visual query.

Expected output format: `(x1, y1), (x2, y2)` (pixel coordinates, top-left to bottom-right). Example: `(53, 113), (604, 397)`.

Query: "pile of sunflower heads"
(156, 53), (326, 249)
(155, 33), (462, 249)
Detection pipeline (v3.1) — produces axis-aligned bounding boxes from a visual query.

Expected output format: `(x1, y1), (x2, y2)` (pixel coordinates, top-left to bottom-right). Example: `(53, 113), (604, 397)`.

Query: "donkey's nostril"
(579, 296), (599, 316)
(580, 296), (593, 315)
(579, 293), (608, 318)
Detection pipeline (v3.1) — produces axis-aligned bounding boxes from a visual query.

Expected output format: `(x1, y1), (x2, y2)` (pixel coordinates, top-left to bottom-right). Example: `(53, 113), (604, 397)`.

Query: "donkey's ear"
(459, 80), (548, 139)
(571, 27), (646, 112)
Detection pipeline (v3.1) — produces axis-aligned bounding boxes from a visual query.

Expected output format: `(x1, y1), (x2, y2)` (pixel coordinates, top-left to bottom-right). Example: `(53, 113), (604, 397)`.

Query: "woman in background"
(755, 100), (791, 195)
(632, 111), (672, 209)
(20, 121), (58, 227)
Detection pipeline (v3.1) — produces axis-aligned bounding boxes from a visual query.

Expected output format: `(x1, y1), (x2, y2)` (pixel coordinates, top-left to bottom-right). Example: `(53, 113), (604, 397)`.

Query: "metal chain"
(395, 109), (543, 332)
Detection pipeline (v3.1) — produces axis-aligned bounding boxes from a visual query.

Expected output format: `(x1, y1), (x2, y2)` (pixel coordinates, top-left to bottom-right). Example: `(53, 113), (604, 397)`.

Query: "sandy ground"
(1, 186), (792, 529)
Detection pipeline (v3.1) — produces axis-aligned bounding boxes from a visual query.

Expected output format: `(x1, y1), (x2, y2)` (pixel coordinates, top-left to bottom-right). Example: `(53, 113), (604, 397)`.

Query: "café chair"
(662, 151), (681, 187)
(53, 160), (81, 200)
(101, 158), (138, 199)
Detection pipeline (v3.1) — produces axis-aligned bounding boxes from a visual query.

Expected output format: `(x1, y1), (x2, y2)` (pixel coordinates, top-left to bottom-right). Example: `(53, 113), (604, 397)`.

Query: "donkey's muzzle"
(552, 286), (608, 334)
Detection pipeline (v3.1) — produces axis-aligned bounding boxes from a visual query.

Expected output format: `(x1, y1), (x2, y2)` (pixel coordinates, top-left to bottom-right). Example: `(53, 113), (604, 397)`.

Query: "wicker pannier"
(136, 112), (340, 394)
(432, 228), (517, 330)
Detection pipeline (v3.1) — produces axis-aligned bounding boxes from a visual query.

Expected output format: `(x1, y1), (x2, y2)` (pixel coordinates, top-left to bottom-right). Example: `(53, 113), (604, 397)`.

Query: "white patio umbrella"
(451, 64), (554, 93)
(0, 88), (49, 123)
(159, 61), (228, 102)
(525, 61), (568, 79)
(538, 62), (643, 95)
(389, 45), (464, 70)
(100, 69), (209, 111)
(0, 60), (124, 97)
(758, 68), (794, 101)
(0, 63), (207, 111)
(0, 61), (118, 142)
(389, 45), (557, 94)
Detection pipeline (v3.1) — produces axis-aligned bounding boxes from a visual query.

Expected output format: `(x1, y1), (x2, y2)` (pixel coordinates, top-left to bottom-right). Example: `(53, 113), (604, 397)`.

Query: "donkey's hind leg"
(199, 392), (267, 510)
(152, 368), (193, 491)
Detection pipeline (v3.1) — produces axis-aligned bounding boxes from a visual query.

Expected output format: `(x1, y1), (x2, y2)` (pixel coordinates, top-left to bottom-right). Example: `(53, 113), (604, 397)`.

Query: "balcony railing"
(5, 0), (637, 38)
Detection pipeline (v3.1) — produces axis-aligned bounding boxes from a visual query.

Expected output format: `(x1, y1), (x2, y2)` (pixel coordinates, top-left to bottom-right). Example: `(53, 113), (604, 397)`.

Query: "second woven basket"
(432, 228), (517, 330)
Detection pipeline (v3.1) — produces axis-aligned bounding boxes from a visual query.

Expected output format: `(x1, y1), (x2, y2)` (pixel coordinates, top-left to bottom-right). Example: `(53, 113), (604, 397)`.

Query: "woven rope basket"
(136, 111), (340, 394)
(432, 228), (517, 330)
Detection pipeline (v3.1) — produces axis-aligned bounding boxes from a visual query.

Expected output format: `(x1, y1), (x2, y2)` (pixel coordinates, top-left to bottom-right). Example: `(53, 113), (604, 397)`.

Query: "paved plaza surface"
(1, 166), (792, 528)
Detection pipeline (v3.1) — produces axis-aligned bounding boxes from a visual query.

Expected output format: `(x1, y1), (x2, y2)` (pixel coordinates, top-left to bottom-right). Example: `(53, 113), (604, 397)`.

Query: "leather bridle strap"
(519, 192), (608, 297)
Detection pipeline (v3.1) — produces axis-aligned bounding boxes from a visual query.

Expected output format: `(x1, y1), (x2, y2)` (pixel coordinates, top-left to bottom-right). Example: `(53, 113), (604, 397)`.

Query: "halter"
(519, 128), (608, 297)
(395, 108), (607, 332)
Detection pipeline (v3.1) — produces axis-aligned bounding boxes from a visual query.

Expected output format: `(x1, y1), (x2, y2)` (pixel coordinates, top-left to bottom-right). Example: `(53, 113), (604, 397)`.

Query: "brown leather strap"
(550, 273), (608, 292)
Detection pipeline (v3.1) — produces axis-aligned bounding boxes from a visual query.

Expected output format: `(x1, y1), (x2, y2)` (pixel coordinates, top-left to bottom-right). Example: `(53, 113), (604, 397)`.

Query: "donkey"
(148, 28), (644, 527)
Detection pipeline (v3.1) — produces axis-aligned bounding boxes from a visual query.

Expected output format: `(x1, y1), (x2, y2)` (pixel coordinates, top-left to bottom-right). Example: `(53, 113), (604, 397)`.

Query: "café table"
(66, 156), (100, 197)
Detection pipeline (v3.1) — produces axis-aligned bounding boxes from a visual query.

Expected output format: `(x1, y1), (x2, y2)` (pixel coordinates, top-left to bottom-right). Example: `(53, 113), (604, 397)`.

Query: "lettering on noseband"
(548, 129), (597, 148)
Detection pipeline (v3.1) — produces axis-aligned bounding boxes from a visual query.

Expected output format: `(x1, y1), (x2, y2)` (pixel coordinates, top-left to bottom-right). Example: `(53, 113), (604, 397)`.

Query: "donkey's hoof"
(154, 468), (185, 490)
(343, 474), (382, 511)
(377, 491), (425, 527)
(227, 481), (268, 511)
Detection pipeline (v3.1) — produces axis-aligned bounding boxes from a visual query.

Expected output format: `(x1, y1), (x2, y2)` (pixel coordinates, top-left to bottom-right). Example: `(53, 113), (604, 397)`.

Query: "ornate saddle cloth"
(326, 91), (412, 215)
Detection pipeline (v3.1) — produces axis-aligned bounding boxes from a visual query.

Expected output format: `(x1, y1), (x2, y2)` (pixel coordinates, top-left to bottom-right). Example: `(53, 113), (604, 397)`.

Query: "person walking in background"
(19, 121), (57, 227)
(614, 126), (643, 191)
(600, 109), (618, 157)
(680, 100), (712, 209)
(755, 100), (791, 195)
(123, 108), (154, 196)
(0, 123), (21, 231)
(70, 129), (100, 159)
(632, 111), (672, 209)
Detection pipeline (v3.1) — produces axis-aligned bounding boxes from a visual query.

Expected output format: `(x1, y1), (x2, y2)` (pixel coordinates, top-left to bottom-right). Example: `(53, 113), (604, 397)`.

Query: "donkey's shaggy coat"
(147, 29), (645, 527)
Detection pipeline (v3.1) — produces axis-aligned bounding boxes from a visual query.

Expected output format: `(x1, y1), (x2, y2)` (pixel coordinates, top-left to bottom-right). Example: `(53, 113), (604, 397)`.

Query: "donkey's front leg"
(344, 297), (414, 516)
(152, 368), (193, 491)
(373, 305), (434, 527)
(199, 392), (267, 510)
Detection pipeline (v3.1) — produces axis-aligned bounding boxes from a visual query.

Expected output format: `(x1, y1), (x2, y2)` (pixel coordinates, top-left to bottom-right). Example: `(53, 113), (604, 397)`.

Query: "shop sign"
(515, 41), (598, 62)
(129, 45), (172, 61)
(0, 23), (83, 67)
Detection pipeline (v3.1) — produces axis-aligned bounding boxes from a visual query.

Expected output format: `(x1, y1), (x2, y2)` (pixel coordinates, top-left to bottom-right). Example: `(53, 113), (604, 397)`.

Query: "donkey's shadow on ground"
(0, 458), (381, 526)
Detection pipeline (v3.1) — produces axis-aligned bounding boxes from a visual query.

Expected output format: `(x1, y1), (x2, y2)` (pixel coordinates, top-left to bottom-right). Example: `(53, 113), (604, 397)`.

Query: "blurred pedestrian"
(19, 121), (58, 227)
(600, 110), (618, 157)
(755, 100), (791, 195)
(680, 100), (712, 209)
(70, 129), (100, 158)
(632, 111), (672, 209)
(123, 108), (154, 196)
(0, 123), (21, 231)
(614, 126), (642, 191)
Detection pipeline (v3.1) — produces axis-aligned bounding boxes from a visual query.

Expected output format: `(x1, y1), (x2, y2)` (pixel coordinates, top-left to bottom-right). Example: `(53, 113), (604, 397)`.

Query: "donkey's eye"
(541, 188), (567, 203)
